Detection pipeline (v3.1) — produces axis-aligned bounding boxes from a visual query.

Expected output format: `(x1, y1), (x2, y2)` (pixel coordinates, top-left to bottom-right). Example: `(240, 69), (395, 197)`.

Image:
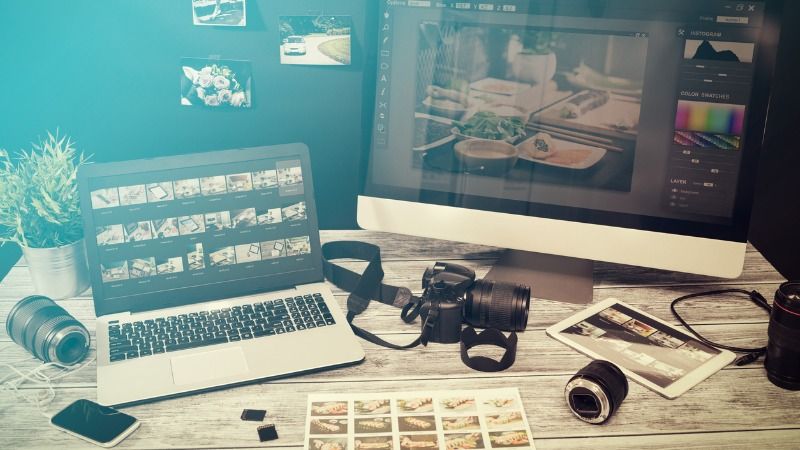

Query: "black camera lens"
(765, 281), (800, 390)
(463, 280), (530, 332)
(6, 295), (90, 365)
(565, 361), (628, 424)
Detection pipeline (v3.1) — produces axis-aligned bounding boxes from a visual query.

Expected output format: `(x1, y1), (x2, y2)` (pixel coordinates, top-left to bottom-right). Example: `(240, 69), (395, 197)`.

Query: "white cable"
(0, 351), (97, 419)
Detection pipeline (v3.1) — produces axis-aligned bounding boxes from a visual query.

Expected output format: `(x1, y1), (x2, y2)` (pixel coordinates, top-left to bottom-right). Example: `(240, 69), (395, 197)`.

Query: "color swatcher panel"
(304, 388), (535, 450)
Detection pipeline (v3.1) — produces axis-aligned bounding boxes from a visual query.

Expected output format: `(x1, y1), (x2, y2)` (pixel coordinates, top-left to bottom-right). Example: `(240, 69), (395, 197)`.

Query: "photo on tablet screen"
(556, 302), (722, 389)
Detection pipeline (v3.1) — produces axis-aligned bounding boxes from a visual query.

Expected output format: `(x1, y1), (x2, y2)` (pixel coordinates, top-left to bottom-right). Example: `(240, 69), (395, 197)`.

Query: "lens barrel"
(765, 281), (800, 390)
(463, 280), (530, 332)
(565, 360), (628, 424)
(6, 295), (90, 365)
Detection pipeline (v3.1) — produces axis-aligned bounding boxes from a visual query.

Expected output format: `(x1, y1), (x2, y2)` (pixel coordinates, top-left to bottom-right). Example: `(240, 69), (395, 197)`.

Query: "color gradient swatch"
(675, 101), (745, 136)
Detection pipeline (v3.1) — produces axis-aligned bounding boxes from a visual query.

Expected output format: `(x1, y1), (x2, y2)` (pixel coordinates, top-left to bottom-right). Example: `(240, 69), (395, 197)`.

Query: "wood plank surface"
(0, 231), (796, 450)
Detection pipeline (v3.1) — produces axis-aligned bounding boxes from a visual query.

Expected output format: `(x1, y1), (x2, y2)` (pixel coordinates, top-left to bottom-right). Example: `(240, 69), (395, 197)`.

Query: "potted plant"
(510, 30), (561, 85)
(0, 131), (91, 299)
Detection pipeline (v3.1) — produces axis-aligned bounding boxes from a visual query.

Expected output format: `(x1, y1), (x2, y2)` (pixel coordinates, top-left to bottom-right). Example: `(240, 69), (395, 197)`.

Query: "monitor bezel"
(360, 0), (784, 244)
(78, 144), (324, 317)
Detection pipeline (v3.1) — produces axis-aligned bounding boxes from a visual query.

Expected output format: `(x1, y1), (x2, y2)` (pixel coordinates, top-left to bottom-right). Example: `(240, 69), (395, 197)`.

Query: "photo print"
(128, 257), (156, 278)
(96, 224), (125, 246)
(488, 430), (531, 448)
(231, 207), (257, 228)
(205, 211), (232, 231)
(178, 214), (205, 235)
(124, 221), (153, 242)
(444, 433), (484, 450)
(192, 0), (246, 27)
(152, 217), (180, 238)
(397, 397), (433, 413)
(155, 256), (184, 275)
(286, 236), (311, 256)
(355, 436), (393, 450)
(440, 397), (476, 412)
(174, 178), (202, 199)
(101, 260), (129, 283)
(181, 58), (252, 108)
(252, 169), (278, 189)
(282, 201), (307, 222)
(186, 243), (205, 270)
(400, 435), (437, 450)
(355, 399), (391, 415)
(226, 173), (253, 192)
(309, 418), (348, 435)
(354, 417), (392, 434)
(118, 185), (147, 206)
(310, 401), (348, 416)
(90, 188), (120, 209)
(413, 23), (648, 192)
(442, 416), (480, 431)
(684, 39), (755, 63)
(256, 207), (282, 225)
(234, 243), (261, 264)
(279, 16), (352, 66)
(310, 438), (347, 450)
(398, 416), (436, 432)
(486, 412), (524, 429)
(146, 182), (174, 202)
(260, 239), (286, 259)
(208, 245), (236, 267)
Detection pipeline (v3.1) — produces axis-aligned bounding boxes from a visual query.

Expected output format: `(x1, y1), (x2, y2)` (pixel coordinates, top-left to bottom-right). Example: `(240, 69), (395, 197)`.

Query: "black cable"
(670, 288), (771, 366)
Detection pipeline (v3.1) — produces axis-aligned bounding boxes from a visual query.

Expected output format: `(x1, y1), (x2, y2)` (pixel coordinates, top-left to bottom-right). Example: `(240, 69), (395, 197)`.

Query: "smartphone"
(50, 399), (140, 447)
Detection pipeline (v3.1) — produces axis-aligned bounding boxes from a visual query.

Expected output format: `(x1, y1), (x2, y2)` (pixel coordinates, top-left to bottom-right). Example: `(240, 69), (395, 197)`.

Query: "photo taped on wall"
(279, 16), (352, 66)
(181, 58), (252, 108)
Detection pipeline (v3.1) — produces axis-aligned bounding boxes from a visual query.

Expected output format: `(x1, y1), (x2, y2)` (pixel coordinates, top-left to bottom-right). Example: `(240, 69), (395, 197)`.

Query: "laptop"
(78, 144), (365, 406)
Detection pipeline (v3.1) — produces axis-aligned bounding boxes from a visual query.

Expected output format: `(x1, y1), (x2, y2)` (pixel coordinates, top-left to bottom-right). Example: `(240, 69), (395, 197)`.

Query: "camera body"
(418, 262), (531, 344)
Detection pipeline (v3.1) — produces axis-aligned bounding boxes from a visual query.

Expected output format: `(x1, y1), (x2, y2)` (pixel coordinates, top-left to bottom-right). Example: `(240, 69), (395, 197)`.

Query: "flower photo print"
(181, 57), (252, 108)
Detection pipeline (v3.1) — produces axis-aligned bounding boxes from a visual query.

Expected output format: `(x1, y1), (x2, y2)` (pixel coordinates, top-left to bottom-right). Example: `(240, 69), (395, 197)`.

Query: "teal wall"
(0, 0), (374, 229)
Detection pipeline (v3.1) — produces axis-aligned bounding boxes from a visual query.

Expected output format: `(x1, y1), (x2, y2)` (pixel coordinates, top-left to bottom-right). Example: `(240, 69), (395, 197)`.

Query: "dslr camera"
(415, 262), (531, 343)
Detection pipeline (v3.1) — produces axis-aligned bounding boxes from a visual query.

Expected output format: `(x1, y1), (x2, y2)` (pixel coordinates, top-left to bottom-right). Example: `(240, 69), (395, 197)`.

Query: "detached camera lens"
(6, 295), (90, 365)
(565, 360), (628, 424)
(765, 281), (800, 390)
(464, 280), (530, 332)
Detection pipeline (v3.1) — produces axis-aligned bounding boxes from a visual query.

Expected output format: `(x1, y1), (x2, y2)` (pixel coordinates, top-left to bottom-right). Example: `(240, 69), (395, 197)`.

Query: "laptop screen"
(79, 145), (323, 316)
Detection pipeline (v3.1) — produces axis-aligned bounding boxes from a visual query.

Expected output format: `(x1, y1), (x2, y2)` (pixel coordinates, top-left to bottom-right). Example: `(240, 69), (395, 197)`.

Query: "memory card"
(240, 409), (267, 422)
(257, 423), (279, 442)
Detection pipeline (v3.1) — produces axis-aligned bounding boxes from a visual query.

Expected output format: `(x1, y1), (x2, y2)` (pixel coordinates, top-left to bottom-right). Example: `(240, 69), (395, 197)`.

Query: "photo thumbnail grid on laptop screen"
(368, 0), (768, 226)
(87, 158), (314, 301)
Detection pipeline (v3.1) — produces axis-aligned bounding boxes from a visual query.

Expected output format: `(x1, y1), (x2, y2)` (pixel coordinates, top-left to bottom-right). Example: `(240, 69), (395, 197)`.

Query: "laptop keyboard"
(107, 293), (335, 363)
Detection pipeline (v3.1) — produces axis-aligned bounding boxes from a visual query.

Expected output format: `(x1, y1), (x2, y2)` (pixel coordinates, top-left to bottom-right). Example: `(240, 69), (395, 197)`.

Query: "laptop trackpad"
(170, 347), (249, 386)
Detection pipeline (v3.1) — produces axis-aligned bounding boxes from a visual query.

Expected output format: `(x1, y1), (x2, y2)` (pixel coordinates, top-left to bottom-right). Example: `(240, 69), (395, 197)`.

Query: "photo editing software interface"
(87, 158), (313, 301)
(370, 0), (767, 225)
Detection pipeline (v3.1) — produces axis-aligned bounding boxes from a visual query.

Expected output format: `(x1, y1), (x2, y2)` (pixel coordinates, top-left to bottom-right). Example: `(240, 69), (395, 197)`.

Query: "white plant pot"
(511, 51), (557, 85)
(21, 239), (90, 300)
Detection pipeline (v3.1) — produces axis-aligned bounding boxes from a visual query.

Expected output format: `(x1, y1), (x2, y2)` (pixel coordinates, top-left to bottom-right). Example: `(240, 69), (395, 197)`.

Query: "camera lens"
(6, 295), (90, 365)
(765, 281), (800, 390)
(565, 360), (628, 424)
(463, 280), (530, 331)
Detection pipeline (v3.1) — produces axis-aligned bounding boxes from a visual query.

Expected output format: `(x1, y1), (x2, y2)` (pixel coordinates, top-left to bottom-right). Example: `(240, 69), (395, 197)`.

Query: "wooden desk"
(1, 231), (798, 449)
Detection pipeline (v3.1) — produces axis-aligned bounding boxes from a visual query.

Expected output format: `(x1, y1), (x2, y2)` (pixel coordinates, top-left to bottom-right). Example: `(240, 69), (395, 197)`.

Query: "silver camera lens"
(565, 360), (628, 424)
(6, 295), (90, 365)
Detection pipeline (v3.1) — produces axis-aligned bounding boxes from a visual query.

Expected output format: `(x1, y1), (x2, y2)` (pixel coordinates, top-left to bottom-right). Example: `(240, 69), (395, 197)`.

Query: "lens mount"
(565, 378), (612, 424)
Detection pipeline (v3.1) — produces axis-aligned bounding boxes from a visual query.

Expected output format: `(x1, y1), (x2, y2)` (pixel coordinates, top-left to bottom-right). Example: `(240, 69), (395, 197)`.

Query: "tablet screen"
(555, 302), (721, 388)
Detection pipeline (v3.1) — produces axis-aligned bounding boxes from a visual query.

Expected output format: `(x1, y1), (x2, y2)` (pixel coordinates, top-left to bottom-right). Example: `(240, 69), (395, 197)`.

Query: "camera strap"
(321, 241), (434, 349)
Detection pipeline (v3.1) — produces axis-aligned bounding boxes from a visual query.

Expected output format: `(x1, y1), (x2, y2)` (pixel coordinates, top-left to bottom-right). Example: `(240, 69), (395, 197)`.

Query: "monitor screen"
(79, 146), (322, 315)
(363, 0), (778, 242)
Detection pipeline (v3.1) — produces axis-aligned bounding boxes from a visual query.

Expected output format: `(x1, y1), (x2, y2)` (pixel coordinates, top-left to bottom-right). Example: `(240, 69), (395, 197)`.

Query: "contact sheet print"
(304, 389), (535, 450)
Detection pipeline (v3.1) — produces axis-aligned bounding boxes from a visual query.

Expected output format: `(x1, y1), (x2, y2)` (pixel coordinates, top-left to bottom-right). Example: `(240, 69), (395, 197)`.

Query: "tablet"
(546, 298), (735, 399)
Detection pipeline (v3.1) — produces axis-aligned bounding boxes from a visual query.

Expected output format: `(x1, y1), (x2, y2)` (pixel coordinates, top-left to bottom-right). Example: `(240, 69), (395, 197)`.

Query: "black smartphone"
(50, 399), (140, 447)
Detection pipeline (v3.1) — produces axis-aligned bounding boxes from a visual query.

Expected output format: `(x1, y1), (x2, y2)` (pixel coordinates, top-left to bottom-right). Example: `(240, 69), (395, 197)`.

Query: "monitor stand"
(483, 250), (595, 304)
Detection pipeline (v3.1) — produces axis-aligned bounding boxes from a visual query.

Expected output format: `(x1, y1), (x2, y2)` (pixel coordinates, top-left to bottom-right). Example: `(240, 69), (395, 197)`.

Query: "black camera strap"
(321, 241), (434, 349)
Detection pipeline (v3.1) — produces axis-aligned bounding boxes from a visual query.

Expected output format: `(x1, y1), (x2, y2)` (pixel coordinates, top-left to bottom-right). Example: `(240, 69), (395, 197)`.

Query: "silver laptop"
(78, 144), (364, 406)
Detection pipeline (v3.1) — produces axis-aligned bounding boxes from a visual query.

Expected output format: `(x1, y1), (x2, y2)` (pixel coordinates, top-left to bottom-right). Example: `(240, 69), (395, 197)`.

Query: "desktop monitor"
(359, 0), (782, 302)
